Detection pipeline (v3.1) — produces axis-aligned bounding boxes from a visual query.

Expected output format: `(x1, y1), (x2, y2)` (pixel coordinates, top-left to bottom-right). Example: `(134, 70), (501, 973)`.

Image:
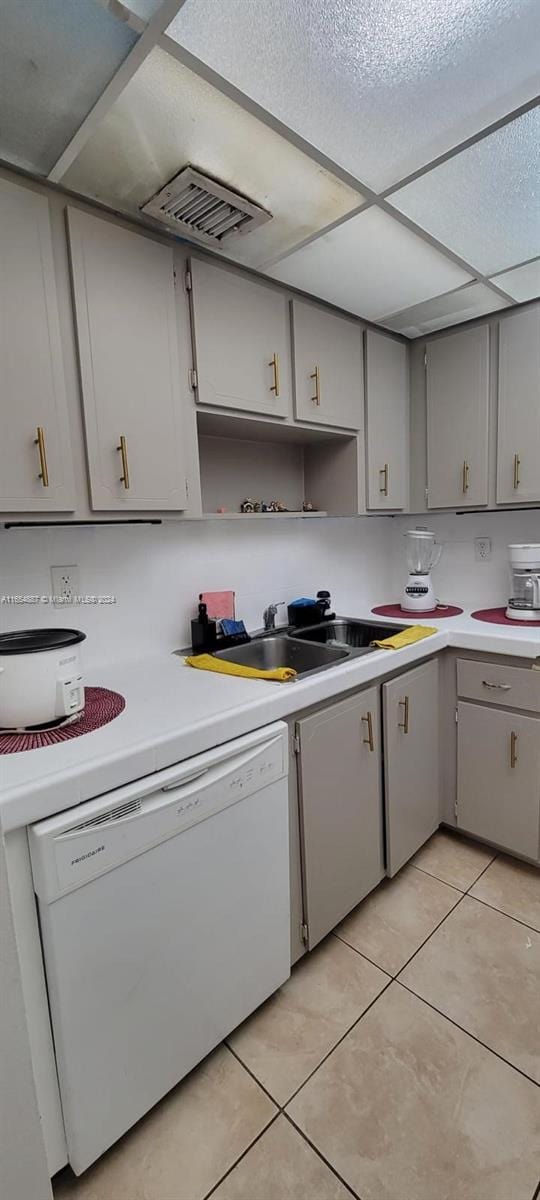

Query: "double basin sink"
(214, 618), (407, 679)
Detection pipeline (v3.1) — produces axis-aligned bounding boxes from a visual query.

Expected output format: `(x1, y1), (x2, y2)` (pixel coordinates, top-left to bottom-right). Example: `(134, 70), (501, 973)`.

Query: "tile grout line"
(224, 1041), (283, 1108)
(409, 859), (493, 891)
(282, 974), (395, 1109)
(283, 1109), (362, 1200)
(464, 891), (540, 936)
(395, 977), (540, 1089)
(202, 1109), (281, 1200)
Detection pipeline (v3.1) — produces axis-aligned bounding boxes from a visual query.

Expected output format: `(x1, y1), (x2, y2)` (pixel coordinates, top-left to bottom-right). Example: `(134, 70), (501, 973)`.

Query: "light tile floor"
(55, 832), (540, 1200)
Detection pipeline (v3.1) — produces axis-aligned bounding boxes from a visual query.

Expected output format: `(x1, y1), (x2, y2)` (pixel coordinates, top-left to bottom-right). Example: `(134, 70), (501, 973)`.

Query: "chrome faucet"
(263, 601), (285, 631)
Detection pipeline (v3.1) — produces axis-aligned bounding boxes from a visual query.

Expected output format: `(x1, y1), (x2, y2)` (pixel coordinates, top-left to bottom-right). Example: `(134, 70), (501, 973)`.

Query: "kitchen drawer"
(457, 659), (540, 713)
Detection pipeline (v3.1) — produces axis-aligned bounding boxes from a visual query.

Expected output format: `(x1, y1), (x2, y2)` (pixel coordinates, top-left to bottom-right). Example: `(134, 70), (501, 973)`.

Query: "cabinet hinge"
(454, 798), (459, 818)
(424, 486), (429, 501)
(185, 478), (189, 500)
(185, 269), (192, 292)
(301, 923), (308, 944)
(423, 349), (427, 368)
(292, 733), (300, 755)
(189, 367), (198, 390)
(455, 706), (458, 724)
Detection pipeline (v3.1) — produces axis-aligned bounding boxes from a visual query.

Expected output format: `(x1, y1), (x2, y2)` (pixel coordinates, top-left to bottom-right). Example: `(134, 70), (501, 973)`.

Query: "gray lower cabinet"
(295, 687), (384, 950)
(383, 658), (440, 876)
(457, 701), (540, 859)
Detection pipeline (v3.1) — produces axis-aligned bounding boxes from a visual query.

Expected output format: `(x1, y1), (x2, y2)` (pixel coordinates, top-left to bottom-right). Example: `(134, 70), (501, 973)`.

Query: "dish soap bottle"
(191, 599), (217, 653)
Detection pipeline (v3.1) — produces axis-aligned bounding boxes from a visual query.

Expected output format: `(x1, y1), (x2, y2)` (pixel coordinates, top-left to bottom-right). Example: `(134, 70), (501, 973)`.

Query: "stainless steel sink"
(291, 617), (407, 652)
(213, 635), (350, 677)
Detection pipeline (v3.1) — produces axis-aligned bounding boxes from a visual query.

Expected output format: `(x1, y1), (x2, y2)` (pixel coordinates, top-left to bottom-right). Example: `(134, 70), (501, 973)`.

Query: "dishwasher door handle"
(161, 768), (209, 791)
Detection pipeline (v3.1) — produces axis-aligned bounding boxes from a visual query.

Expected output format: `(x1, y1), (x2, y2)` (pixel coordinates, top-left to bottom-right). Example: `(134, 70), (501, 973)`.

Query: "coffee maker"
(506, 544), (540, 621)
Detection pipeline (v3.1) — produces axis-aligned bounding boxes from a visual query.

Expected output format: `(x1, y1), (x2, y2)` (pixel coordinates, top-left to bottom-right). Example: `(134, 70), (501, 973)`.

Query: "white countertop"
(1, 609), (539, 832)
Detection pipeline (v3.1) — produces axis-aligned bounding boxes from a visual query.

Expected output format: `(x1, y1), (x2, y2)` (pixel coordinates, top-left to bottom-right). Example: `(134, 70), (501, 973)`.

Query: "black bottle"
(191, 600), (217, 653)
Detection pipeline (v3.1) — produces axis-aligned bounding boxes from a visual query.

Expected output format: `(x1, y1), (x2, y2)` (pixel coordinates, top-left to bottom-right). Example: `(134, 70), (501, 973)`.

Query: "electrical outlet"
(51, 565), (79, 608)
(474, 537), (492, 562)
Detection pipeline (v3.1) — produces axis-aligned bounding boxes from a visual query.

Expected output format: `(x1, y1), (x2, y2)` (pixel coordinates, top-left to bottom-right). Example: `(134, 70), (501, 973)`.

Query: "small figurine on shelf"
(268, 499), (288, 512)
(303, 500), (317, 512)
(253, 500), (262, 512)
(240, 498), (256, 513)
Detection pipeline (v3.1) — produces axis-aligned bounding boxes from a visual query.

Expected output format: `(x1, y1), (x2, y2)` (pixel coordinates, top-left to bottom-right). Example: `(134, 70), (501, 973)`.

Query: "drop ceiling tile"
(62, 48), (363, 267)
(390, 108), (540, 276)
(265, 209), (472, 320)
(381, 282), (510, 337)
(167, 0), (540, 191)
(0, 0), (138, 175)
(491, 259), (540, 302)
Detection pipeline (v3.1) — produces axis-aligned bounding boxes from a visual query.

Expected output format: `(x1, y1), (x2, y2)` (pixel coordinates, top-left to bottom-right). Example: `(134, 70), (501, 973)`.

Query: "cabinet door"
(426, 325), (489, 508)
(365, 330), (408, 509)
(190, 258), (291, 418)
(497, 309), (540, 504)
(383, 658), (440, 876)
(457, 702), (540, 858)
(292, 300), (363, 429)
(0, 179), (75, 511)
(68, 209), (187, 511)
(296, 687), (384, 949)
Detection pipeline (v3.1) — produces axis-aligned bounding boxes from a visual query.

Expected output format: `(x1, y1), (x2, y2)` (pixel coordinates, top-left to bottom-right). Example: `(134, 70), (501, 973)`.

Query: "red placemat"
(471, 607), (540, 628)
(372, 603), (464, 619)
(0, 687), (125, 753)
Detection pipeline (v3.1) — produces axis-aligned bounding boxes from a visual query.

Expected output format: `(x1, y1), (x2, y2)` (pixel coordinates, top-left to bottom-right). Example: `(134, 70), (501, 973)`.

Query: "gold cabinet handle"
(398, 695), (409, 734)
(310, 365), (321, 406)
(361, 711), (375, 752)
(379, 464), (389, 496)
(513, 453), (521, 490)
(462, 460), (469, 494)
(268, 352), (280, 396)
(482, 680), (511, 691)
(117, 435), (130, 489)
(34, 426), (49, 488)
(510, 731), (518, 769)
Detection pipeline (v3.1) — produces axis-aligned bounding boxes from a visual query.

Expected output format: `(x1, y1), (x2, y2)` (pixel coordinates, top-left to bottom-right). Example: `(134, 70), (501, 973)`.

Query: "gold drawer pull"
(34, 426), (49, 487)
(513, 453), (521, 490)
(117, 435), (130, 489)
(482, 680), (511, 691)
(462, 460), (469, 494)
(379, 464), (389, 496)
(310, 365), (321, 406)
(269, 352), (280, 396)
(361, 711), (374, 752)
(398, 695), (409, 734)
(510, 730), (518, 769)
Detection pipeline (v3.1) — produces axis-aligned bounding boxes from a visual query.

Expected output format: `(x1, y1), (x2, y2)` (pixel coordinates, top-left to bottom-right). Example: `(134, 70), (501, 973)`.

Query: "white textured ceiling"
(0, 0), (538, 334)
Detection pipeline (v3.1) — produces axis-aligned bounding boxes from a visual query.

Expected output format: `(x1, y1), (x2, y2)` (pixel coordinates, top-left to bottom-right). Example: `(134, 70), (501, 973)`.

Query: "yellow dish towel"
(185, 653), (297, 682)
(372, 625), (438, 650)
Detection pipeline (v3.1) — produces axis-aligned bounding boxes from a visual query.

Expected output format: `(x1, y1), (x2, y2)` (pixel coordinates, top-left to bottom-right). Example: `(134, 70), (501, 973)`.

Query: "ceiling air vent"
(141, 166), (271, 246)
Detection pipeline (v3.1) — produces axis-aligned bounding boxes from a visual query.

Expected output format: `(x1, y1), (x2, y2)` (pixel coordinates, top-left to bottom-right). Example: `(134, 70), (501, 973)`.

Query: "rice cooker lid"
(0, 629), (86, 655)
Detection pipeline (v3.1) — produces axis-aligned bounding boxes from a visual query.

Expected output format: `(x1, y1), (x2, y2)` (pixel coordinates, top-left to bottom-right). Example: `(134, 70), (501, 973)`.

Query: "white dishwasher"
(29, 722), (290, 1175)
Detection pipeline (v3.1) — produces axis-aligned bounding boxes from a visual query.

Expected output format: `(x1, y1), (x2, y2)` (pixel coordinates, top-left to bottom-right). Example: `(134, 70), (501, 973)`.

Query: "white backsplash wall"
(391, 510), (540, 609)
(0, 518), (393, 671)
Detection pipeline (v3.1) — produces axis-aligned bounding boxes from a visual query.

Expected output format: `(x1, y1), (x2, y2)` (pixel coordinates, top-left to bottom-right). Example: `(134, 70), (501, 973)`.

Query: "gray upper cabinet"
(0, 178), (75, 512)
(457, 701), (540, 859)
(295, 688), (384, 949)
(497, 308), (540, 505)
(68, 209), (187, 511)
(365, 330), (409, 510)
(291, 299), (363, 429)
(426, 325), (489, 509)
(190, 258), (291, 418)
(383, 658), (440, 876)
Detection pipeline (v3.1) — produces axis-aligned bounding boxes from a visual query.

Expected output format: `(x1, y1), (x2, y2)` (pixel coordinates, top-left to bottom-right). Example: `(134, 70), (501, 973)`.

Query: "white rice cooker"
(0, 629), (86, 730)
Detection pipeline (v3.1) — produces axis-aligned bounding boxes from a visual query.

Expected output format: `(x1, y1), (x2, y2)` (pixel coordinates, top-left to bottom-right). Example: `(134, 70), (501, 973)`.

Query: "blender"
(506, 544), (540, 620)
(402, 530), (442, 612)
